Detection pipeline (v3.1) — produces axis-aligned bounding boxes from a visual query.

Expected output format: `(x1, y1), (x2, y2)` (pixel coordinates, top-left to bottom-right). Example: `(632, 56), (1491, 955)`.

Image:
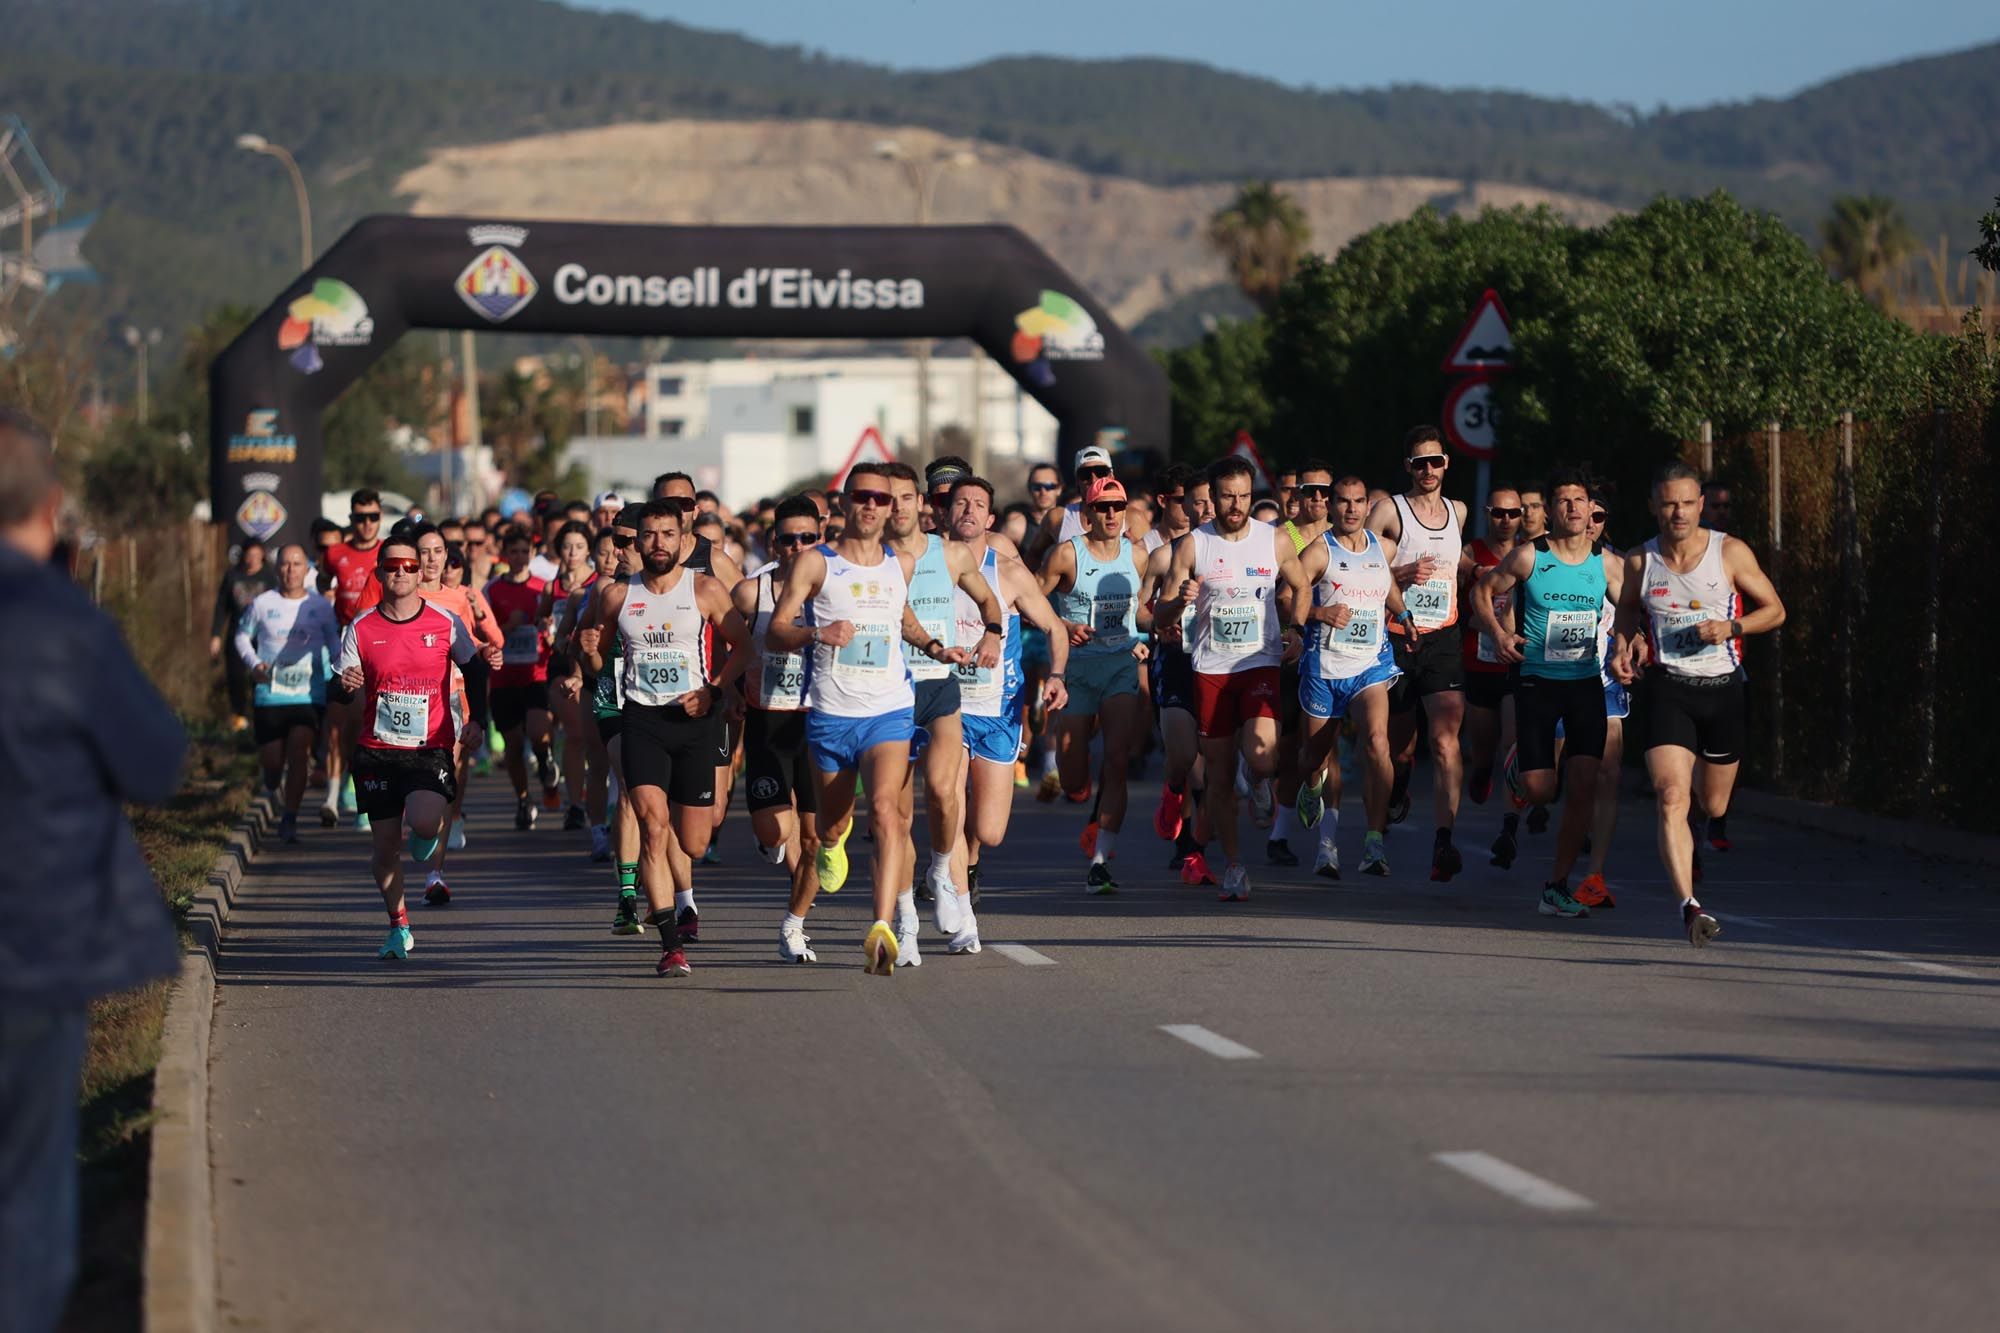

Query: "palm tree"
(1207, 181), (1312, 313)
(1975, 195), (2000, 274)
(1819, 195), (1917, 305)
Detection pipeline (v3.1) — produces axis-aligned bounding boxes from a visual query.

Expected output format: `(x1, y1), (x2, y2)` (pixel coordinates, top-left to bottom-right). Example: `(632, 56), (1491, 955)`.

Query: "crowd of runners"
(235, 430), (1782, 974)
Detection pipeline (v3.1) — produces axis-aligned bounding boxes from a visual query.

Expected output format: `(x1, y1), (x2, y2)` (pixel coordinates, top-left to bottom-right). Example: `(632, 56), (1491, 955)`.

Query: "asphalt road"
(209, 760), (2000, 1332)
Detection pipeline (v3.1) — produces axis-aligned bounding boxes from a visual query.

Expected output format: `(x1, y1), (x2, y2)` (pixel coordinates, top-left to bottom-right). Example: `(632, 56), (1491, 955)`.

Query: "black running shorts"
(620, 702), (718, 807)
(1644, 669), (1746, 765)
(352, 746), (457, 820)
(490, 683), (547, 734)
(743, 707), (818, 815)
(1389, 629), (1465, 713)
(1463, 667), (1512, 711)
(1153, 646), (1196, 715)
(1515, 673), (1607, 771)
(252, 703), (323, 746)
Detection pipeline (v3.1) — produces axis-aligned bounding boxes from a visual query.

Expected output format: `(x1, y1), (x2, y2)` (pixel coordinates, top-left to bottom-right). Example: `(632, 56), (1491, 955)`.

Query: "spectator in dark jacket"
(210, 536), (273, 731)
(0, 406), (186, 1333)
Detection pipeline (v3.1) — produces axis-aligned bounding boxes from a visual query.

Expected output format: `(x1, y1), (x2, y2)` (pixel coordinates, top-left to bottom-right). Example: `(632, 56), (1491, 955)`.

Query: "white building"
(566, 351), (1058, 511)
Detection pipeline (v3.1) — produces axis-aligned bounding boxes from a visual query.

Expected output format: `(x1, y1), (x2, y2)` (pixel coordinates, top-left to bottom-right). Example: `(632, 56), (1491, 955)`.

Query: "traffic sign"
(1443, 376), (1499, 459)
(1442, 289), (1513, 375)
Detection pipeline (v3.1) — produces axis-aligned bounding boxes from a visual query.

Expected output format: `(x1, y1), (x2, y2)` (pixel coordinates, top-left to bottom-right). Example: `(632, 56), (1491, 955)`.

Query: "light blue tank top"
(1057, 535), (1138, 658)
(1520, 537), (1607, 681)
(903, 534), (956, 682)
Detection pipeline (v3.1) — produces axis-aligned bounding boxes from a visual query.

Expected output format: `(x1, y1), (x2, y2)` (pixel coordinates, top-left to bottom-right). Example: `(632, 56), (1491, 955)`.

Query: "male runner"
(1570, 500), (1630, 910)
(234, 544), (340, 842)
(1464, 486), (1526, 866)
(1697, 477), (1736, 850)
(1367, 427), (1471, 882)
(945, 476), (1070, 940)
(1138, 466), (1217, 880)
(409, 524), (504, 904)
(335, 536), (479, 958)
(1293, 477), (1412, 877)
(1040, 475), (1148, 892)
(1518, 487), (1548, 541)
(578, 513), (649, 935)
(888, 465), (1005, 928)
(1473, 470), (1625, 920)
(1153, 455), (1311, 901)
(321, 488), (386, 826)
(654, 471), (746, 859)
(1611, 463), (1785, 947)
(1270, 460), (1333, 866)
(486, 526), (559, 827)
(589, 500), (753, 977)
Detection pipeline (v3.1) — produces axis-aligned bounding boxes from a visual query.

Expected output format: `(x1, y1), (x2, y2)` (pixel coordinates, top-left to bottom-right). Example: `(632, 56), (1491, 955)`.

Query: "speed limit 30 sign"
(1443, 375), (1499, 460)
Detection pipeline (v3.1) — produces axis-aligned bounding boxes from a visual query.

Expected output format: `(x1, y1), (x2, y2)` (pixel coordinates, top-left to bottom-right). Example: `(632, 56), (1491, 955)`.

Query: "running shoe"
(1179, 849), (1217, 887)
(1218, 863), (1251, 902)
(700, 844), (722, 866)
(1295, 779), (1326, 830)
(1035, 770), (1063, 803)
(1430, 832), (1462, 883)
(1249, 779), (1275, 829)
(1501, 745), (1526, 809)
(353, 811), (371, 832)
(1684, 900), (1721, 948)
(448, 818), (468, 852)
(1266, 837), (1299, 867)
(948, 910), (982, 955)
(779, 920), (817, 963)
(611, 893), (644, 936)
(1314, 835), (1340, 881)
(932, 868), (962, 935)
(657, 946), (691, 977)
(588, 825), (609, 862)
(1572, 872), (1617, 909)
(1386, 786), (1412, 826)
(1708, 816), (1732, 852)
(1537, 884), (1590, 918)
(423, 872), (451, 906)
(1469, 766), (1493, 805)
(1359, 832), (1389, 877)
(1085, 861), (1118, 895)
(1526, 804), (1551, 836)
(319, 800), (339, 829)
(1014, 761), (1030, 790)
(676, 906), (700, 942)
(1153, 784), (1185, 841)
(1079, 819), (1100, 859)
(896, 912), (923, 968)
(339, 776), (358, 816)
(542, 787), (563, 813)
(535, 752), (555, 792)
(968, 863), (982, 907)
(279, 811), (299, 844)
(863, 920), (900, 976)
(817, 821), (851, 893)
(1490, 816), (1519, 869)
(410, 829), (441, 863)
(563, 803), (587, 831)
(378, 925), (413, 960)
(515, 798), (536, 831)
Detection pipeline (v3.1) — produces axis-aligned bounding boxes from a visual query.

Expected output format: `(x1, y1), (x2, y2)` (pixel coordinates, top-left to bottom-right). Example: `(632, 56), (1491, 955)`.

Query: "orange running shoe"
(1080, 819), (1100, 858)
(1572, 872), (1617, 909)
(1179, 849), (1217, 887)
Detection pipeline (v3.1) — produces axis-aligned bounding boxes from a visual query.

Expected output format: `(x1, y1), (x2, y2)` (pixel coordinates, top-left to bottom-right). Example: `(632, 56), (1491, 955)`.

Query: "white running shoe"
(779, 920), (817, 963)
(1313, 834), (1340, 880)
(1219, 862), (1252, 902)
(930, 867), (962, 935)
(447, 818), (467, 852)
(897, 909), (923, 968)
(1249, 778), (1275, 829)
(947, 909), (982, 955)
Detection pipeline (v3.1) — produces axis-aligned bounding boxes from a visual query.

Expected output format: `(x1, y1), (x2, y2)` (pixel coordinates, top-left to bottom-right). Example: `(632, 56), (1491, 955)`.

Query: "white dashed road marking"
(1159, 1024), (1261, 1060)
(991, 943), (1057, 967)
(1433, 1151), (1595, 1212)
(1860, 951), (1976, 979)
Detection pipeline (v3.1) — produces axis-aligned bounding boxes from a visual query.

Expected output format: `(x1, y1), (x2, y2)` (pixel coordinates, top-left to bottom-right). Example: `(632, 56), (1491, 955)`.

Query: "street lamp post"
(236, 133), (314, 271)
(123, 325), (161, 422)
(874, 141), (977, 470)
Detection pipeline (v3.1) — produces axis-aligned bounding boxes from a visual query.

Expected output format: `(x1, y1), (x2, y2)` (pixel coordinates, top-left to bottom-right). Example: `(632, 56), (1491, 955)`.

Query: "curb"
(144, 793), (271, 1333)
(1729, 788), (2000, 870)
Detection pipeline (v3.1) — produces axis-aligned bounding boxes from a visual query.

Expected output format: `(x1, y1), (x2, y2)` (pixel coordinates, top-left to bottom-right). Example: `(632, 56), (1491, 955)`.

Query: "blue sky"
(585, 0), (1997, 108)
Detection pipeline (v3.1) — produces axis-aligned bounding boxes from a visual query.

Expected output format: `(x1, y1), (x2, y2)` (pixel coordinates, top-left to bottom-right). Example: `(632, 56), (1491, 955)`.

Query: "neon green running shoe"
(378, 925), (413, 959)
(1359, 831), (1389, 877)
(1296, 778), (1326, 830)
(817, 819), (852, 894)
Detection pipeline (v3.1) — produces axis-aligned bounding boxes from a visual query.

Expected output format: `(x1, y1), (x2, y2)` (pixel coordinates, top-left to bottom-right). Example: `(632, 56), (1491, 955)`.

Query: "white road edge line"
(1860, 950), (1975, 979)
(1159, 1024), (1261, 1060)
(1433, 1151), (1595, 1212)
(1727, 913), (1778, 930)
(990, 943), (1057, 967)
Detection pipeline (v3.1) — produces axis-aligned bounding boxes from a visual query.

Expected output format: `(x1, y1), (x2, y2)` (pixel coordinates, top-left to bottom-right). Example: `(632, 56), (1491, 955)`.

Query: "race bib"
(629, 645), (694, 704)
(954, 655), (1000, 706)
(1476, 594), (1507, 663)
(1324, 605), (1381, 657)
(1211, 601), (1264, 657)
(1657, 609), (1724, 665)
(904, 623), (952, 681)
(1542, 609), (1598, 664)
(269, 657), (316, 698)
(760, 650), (807, 709)
(374, 690), (430, 749)
(832, 622), (894, 679)
(1407, 576), (1453, 628)
(1091, 596), (1132, 648)
(502, 623), (542, 666)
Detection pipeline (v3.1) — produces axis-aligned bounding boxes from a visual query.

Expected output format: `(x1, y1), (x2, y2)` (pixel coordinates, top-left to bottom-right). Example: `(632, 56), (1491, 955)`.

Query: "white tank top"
(1392, 493), (1462, 629)
(749, 564), (808, 712)
(1190, 519), (1282, 674)
(1056, 503), (1084, 543)
(1640, 529), (1742, 679)
(617, 571), (708, 708)
(1311, 529), (1394, 681)
(953, 544), (1018, 718)
(807, 543), (915, 718)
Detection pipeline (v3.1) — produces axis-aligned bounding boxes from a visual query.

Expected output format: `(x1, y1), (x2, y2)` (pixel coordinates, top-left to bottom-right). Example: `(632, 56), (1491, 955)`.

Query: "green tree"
(1818, 194), (1917, 304)
(1206, 181), (1312, 313)
(82, 419), (204, 529)
(481, 364), (586, 495)
(1157, 316), (1271, 463)
(1976, 195), (2000, 273)
(322, 336), (434, 494)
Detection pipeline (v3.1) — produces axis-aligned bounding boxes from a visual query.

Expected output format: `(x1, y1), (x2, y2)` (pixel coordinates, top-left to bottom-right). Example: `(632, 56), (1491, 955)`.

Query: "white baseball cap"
(1074, 445), (1114, 473)
(593, 490), (625, 511)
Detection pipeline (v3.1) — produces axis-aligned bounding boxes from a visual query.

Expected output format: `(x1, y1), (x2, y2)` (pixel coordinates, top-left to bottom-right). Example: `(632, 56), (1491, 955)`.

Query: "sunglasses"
(1029, 481), (1060, 492)
(1591, 512), (1608, 525)
(1406, 456), (1447, 471)
(1076, 466), (1112, 481)
(1295, 484), (1331, 499)
(351, 511), (382, 523)
(657, 496), (696, 513)
(1089, 501), (1123, 516)
(1159, 491), (1185, 504)
(611, 532), (636, 548)
(379, 557), (421, 574)
(1488, 506), (1523, 519)
(847, 489), (893, 509)
(774, 530), (820, 549)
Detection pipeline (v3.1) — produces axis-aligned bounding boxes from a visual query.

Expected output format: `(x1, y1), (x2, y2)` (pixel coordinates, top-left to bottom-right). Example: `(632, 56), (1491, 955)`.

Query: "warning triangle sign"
(829, 425), (895, 493)
(1228, 429), (1276, 493)
(1442, 290), (1514, 374)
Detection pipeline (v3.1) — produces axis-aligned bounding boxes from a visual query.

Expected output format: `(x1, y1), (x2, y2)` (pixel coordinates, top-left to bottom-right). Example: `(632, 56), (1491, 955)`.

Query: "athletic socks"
(388, 907), (409, 927)
(1092, 830), (1118, 865)
(1271, 808), (1296, 842)
(674, 888), (695, 913)
(617, 862), (638, 891)
(784, 911), (806, 933)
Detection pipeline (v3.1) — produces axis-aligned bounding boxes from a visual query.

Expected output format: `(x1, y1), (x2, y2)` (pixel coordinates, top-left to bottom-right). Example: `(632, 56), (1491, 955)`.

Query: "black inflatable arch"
(210, 215), (1167, 547)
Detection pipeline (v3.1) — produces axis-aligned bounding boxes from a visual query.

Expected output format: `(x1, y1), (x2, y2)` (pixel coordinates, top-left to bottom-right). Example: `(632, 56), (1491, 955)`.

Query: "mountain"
(2, 0), (1994, 346)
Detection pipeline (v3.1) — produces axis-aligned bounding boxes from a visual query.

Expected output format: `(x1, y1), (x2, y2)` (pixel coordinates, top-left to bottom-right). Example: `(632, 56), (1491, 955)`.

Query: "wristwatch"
(983, 622), (1003, 636)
